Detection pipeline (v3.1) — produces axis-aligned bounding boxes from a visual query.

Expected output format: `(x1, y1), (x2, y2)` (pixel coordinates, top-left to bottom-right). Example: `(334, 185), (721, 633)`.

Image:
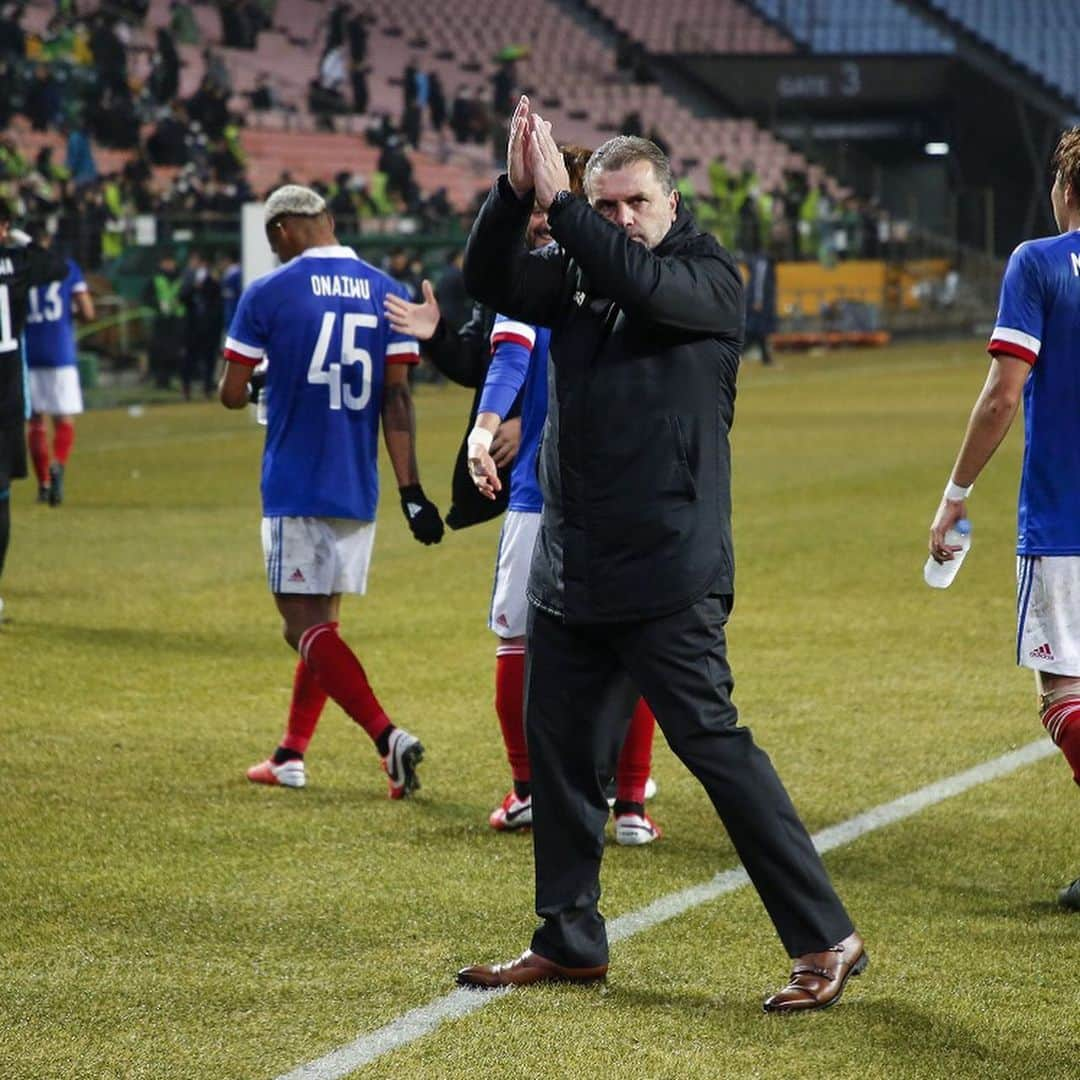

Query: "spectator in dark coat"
(146, 104), (191, 166)
(429, 72), (446, 135)
(149, 28), (180, 104)
(90, 16), (128, 97)
(25, 65), (61, 131)
(0, 6), (26, 63)
(187, 78), (229, 139)
(179, 250), (223, 399)
(743, 250), (777, 366)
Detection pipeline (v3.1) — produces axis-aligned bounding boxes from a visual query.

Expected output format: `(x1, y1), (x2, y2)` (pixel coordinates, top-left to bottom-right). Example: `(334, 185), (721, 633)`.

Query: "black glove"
(399, 484), (444, 545)
(248, 367), (267, 404)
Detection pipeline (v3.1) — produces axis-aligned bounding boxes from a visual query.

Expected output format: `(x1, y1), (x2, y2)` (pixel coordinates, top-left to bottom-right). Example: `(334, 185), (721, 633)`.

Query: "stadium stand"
(920, 0), (1080, 108)
(577, 0), (796, 56)
(338, 0), (837, 195)
(745, 0), (955, 54)
(9, 0), (848, 203)
(3, 0), (992, 361)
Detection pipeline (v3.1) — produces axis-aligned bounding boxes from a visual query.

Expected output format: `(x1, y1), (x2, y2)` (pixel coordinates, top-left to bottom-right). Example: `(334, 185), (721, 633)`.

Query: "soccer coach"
(455, 97), (866, 1013)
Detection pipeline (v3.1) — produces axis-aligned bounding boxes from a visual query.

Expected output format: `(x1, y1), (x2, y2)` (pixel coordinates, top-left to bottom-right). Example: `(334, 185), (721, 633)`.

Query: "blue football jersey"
(224, 245), (419, 521)
(478, 315), (551, 514)
(24, 258), (86, 369)
(988, 233), (1080, 554)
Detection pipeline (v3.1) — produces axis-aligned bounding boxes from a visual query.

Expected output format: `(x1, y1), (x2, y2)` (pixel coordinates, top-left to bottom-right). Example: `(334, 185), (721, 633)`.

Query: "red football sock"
(280, 658), (328, 754)
(616, 697), (656, 805)
(1043, 696), (1080, 786)
(298, 621), (391, 744)
(53, 419), (75, 465)
(28, 417), (49, 484)
(495, 644), (530, 783)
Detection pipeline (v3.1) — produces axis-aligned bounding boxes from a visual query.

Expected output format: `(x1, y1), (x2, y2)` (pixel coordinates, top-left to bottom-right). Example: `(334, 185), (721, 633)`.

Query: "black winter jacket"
(464, 176), (744, 623)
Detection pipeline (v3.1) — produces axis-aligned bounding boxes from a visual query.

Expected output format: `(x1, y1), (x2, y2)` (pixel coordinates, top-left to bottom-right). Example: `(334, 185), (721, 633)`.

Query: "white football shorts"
(489, 509), (541, 638)
(1016, 555), (1080, 675)
(28, 366), (83, 415)
(262, 516), (375, 596)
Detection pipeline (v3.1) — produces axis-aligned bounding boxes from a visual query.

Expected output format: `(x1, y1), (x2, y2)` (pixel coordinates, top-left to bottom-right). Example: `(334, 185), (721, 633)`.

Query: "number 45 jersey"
(224, 245), (420, 522)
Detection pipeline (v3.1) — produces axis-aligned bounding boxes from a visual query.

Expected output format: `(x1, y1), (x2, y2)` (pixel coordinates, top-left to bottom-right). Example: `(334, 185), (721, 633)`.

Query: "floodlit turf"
(2, 341), (1078, 1080)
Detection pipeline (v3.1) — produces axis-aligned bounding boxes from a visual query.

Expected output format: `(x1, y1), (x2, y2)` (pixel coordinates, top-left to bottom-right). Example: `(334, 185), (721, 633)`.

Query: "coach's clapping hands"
(506, 96), (571, 208)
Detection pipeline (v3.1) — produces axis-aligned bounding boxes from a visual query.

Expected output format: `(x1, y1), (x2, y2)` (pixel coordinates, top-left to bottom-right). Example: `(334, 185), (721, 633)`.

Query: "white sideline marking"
(275, 738), (1057, 1080)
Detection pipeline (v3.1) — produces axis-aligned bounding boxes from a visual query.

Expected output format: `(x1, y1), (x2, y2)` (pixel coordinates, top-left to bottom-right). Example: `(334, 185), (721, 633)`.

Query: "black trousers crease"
(524, 594), (854, 968)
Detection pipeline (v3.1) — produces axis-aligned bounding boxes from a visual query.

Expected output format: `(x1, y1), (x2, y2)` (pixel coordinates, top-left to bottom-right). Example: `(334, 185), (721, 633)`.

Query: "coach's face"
(589, 160), (678, 251)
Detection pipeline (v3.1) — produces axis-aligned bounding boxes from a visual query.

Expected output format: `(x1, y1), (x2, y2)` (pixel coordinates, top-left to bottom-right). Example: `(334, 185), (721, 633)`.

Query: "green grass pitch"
(2, 341), (1078, 1080)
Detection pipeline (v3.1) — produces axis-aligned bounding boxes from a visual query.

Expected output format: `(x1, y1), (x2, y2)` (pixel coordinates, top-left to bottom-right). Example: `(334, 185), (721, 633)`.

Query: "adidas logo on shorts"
(1030, 642), (1055, 661)
(288, 568), (306, 583)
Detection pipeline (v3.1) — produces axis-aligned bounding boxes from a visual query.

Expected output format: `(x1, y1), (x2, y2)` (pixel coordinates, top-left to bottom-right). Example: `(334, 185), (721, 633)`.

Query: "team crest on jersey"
(573, 290), (586, 307)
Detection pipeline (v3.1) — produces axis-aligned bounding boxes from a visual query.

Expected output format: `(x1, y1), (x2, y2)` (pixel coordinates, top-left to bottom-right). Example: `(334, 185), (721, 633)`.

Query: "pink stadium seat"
(15, 0), (843, 205)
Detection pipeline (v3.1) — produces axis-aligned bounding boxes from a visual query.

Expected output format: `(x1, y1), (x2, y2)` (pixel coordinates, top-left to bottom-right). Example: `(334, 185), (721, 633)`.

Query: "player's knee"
(281, 620), (303, 651)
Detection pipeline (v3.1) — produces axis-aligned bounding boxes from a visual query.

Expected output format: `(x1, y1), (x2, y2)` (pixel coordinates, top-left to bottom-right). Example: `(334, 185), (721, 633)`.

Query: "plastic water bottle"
(924, 519), (972, 589)
(253, 361), (269, 426)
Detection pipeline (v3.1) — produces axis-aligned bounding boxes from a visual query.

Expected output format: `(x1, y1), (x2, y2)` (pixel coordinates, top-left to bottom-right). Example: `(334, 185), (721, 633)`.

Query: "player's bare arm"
(929, 354), (1029, 561)
(383, 279), (440, 342)
(74, 289), (95, 323)
(381, 364), (420, 487)
(219, 359), (254, 409)
(382, 364), (444, 545)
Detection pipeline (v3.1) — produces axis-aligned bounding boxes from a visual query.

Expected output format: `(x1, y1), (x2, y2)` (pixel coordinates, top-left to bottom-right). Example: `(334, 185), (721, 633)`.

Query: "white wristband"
(944, 479), (973, 502)
(468, 426), (494, 454)
(8, 228), (31, 247)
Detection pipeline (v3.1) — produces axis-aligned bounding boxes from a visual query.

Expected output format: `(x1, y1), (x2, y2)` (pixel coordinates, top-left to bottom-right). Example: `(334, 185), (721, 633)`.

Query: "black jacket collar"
(654, 201), (698, 257)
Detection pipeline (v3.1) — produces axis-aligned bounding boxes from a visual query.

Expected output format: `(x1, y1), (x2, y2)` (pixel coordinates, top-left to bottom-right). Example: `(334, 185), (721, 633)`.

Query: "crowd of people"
(0, 0), (912, 278)
(683, 157), (908, 266)
(0, 0), (467, 261)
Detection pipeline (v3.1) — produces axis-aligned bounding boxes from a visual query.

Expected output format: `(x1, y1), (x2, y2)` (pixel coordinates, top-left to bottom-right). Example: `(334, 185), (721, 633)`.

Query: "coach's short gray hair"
(584, 136), (675, 196)
(264, 184), (327, 225)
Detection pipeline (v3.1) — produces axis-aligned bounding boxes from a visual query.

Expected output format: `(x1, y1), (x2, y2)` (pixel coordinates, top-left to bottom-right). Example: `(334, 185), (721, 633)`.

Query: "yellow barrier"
(743, 259), (952, 316)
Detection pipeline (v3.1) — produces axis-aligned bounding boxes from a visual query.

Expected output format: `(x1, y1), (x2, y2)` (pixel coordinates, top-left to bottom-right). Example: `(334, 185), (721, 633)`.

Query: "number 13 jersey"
(224, 245), (419, 521)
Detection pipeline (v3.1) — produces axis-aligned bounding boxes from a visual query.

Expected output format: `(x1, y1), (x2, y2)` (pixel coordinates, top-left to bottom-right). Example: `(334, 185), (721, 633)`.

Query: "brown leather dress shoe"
(762, 931), (867, 1013)
(456, 950), (608, 989)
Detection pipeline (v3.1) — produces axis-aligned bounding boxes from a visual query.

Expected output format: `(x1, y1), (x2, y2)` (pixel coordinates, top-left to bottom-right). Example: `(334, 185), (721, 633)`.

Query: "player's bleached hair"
(1051, 127), (1080, 194)
(584, 136), (674, 197)
(264, 184), (327, 225)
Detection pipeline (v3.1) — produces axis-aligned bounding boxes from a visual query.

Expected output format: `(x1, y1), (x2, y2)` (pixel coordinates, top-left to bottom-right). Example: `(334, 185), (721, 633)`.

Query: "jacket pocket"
(669, 415), (697, 501)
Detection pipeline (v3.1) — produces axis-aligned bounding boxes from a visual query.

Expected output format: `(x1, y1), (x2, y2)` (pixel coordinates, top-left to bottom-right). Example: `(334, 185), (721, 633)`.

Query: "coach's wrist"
(944, 479), (974, 502)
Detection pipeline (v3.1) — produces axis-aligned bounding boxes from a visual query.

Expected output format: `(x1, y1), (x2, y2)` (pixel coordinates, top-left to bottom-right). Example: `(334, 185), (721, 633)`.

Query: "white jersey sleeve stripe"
(224, 336), (265, 360)
(990, 326), (1041, 356)
(490, 320), (536, 347)
(386, 340), (420, 355)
